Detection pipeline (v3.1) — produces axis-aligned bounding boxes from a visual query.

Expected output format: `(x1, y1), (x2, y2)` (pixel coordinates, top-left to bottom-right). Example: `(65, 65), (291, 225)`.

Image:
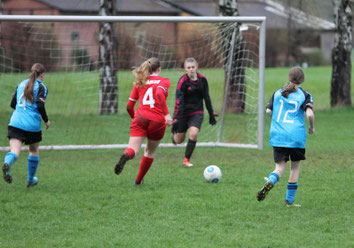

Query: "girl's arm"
(173, 83), (185, 120)
(10, 88), (17, 109)
(127, 86), (138, 119)
(36, 84), (49, 128)
(306, 108), (315, 134)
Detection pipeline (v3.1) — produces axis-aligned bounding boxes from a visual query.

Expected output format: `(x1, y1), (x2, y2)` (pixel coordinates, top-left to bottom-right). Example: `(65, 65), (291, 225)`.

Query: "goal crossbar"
(0, 15), (265, 23)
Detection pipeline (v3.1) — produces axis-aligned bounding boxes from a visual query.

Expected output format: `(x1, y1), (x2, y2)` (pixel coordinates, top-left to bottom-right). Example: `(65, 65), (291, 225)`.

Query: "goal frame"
(0, 15), (266, 151)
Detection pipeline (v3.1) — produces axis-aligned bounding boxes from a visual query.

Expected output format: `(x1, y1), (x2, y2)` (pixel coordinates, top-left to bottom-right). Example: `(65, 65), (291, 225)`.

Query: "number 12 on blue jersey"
(276, 99), (298, 124)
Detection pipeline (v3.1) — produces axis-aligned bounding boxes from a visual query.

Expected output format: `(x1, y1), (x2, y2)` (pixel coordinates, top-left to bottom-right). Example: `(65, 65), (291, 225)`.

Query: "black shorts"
(8, 126), (42, 145)
(273, 147), (306, 163)
(173, 113), (204, 133)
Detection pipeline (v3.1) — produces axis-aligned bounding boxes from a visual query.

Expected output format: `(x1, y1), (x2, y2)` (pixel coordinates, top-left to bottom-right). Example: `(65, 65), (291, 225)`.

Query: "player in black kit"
(172, 57), (217, 167)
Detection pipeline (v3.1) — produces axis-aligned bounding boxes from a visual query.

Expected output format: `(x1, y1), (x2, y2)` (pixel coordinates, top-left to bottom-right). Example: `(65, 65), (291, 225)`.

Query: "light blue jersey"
(267, 86), (313, 148)
(9, 79), (48, 132)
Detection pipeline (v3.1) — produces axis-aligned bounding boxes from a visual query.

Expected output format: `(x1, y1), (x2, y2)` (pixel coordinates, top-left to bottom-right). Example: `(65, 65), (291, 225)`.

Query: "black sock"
(185, 139), (197, 159)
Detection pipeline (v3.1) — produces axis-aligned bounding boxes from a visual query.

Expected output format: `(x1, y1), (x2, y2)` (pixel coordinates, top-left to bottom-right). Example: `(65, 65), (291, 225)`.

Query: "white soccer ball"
(203, 165), (222, 183)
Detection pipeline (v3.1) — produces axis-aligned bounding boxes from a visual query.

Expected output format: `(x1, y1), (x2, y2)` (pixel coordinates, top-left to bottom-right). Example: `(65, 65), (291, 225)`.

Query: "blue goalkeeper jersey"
(9, 79), (48, 132)
(267, 86), (313, 148)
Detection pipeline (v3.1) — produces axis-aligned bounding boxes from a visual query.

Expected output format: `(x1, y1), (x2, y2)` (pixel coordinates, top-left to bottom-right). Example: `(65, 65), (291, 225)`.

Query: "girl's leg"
(5, 138), (22, 166)
(183, 126), (199, 167)
(126, 136), (145, 158)
(9, 138), (22, 158)
(285, 161), (301, 205)
(135, 138), (161, 184)
(114, 136), (145, 175)
(3, 138), (22, 183)
(257, 161), (286, 202)
(267, 161), (287, 184)
(288, 161), (301, 182)
(173, 132), (186, 144)
(144, 138), (161, 158)
(29, 142), (39, 156)
(188, 126), (199, 141)
(27, 142), (40, 185)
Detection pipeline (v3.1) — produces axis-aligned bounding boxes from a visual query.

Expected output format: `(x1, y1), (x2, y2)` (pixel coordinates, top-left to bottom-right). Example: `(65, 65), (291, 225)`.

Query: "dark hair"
(133, 57), (160, 88)
(24, 63), (45, 103)
(282, 66), (305, 98)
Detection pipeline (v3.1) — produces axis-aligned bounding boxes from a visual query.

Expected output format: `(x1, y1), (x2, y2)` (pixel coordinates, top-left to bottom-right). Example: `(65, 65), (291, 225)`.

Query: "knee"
(275, 164), (286, 176)
(189, 132), (199, 141)
(29, 151), (39, 156)
(10, 151), (20, 158)
(29, 148), (39, 155)
(144, 150), (154, 157)
(276, 169), (285, 177)
(132, 149), (139, 158)
(173, 134), (185, 144)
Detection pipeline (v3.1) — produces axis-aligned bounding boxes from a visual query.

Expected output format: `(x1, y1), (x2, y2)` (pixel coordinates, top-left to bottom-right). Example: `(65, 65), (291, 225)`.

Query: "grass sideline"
(0, 66), (353, 247)
(0, 108), (353, 247)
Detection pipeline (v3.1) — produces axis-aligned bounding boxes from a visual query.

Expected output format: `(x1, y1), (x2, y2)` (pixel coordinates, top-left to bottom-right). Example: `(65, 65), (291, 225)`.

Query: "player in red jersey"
(114, 57), (173, 184)
(172, 57), (217, 167)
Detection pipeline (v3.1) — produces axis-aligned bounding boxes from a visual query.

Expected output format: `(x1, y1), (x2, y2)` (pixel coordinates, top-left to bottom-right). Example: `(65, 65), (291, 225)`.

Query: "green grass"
(0, 108), (353, 247)
(0, 66), (354, 247)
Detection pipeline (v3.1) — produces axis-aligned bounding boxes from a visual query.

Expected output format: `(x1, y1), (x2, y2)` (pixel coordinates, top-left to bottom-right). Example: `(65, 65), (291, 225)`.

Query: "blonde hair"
(24, 63), (45, 103)
(133, 57), (160, 88)
(282, 66), (305, 98)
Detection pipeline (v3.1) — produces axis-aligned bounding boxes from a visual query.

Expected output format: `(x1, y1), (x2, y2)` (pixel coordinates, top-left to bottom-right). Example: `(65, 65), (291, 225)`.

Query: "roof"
(238, 0), (335, 30)
(36, 0), (180, 14)
(162, 0), (335, 30)
(4, 0), (335, 30)
(162, 1), (218, 16)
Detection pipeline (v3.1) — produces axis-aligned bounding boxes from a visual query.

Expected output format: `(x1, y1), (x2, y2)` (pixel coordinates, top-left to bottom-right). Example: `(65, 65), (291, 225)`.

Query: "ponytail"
(282, 66), (305, 98)
(133, 60), (152, 88)
(133, 57), (160, 88)
(24, 63), (45, 103)
(281, 83), (298, 98)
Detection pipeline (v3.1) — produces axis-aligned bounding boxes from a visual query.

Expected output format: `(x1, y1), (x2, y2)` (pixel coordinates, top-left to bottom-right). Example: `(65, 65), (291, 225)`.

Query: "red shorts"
(130, 117), (166, 141)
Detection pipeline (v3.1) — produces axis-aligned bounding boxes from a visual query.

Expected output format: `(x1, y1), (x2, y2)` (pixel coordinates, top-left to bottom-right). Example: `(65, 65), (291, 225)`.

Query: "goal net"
(0, 16), (265, 151)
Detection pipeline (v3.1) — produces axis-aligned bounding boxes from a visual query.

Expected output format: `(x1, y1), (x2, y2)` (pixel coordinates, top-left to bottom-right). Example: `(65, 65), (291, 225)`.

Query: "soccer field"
(0, 67), (353, 247)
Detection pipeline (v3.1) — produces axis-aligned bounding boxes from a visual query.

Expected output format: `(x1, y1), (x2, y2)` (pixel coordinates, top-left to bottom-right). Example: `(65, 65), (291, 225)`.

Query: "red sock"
(136, 156), (154, 183)
(124, 147), (135, 159)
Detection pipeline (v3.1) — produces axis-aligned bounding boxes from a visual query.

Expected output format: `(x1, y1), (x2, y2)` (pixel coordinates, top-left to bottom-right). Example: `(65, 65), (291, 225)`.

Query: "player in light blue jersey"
(2, 63), (50, 188)
(257, 66), (315, 207)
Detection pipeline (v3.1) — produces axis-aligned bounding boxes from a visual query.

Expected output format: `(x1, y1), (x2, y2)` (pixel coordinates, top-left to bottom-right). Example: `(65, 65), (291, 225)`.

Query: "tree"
(330, 0), (352, 107)
(99, 0), (118, 114)
(219, 0), (246, 113)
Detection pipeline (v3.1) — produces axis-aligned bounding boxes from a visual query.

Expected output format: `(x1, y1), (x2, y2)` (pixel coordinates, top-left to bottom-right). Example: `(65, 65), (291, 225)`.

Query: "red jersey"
(128, 75), (170, 123)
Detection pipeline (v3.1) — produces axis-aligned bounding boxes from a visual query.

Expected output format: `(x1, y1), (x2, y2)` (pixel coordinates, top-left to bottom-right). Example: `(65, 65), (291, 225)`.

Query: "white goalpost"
(0, 15), (266, 151)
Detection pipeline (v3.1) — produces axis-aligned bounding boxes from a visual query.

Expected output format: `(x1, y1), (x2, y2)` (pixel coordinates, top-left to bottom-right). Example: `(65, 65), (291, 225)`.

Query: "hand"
(45, 120), (51, 130)
(308, 127), (315, 134)
(209, 115), (217, 125)
(165, 114), (173, 127)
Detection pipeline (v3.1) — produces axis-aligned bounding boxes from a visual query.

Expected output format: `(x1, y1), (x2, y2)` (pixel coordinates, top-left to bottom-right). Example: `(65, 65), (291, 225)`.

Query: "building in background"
(1, 0), (338, 68)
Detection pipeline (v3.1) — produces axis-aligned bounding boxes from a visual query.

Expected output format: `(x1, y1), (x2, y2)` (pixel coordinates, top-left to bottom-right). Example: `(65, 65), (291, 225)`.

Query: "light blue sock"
(27, 155), (39, 183)
(267, 171), (280, 185)
(4, 152), (18, 168)
(286, 182), (298, 204)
